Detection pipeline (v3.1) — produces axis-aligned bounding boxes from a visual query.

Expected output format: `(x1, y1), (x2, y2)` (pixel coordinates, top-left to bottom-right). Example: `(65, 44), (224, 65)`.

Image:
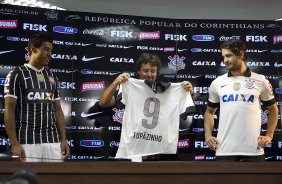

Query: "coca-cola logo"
(219, 35), (241, 41)
(83, 29), (104, 35)
(109, 141), (119, 147)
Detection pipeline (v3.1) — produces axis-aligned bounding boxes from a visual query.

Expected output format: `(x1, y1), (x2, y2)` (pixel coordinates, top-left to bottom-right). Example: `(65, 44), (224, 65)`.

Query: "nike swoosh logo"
(258, 50), (267, 53)
(0, 50), (15, 55)
(81, 111), (104, 117)
(94, 156), (105, 159)
(270, 76), (280, 79)
(261, 129), (267, 132)
(178, 49), (188, 52)
(93, 126), (105, 130)
(123, 46), (134, 49)
(66, 70), (77, 73)
(265, 156), (274, 160)
(109, 72), (119, 75)
(221, 84), (228, 88)
(192, 75), (202, 78)
(274, 62), (282, 67)
(82, 56), (104, 61)
(220, 61), (226, 66)
(179, 128), (189, 132)
(81, 43), (93, 46)
(24, 77), (31, 80)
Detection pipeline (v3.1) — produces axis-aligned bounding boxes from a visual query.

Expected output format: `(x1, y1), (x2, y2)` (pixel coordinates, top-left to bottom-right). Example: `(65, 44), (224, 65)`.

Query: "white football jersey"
(115, 78), (195, 159)
(208, 71), (275, 156)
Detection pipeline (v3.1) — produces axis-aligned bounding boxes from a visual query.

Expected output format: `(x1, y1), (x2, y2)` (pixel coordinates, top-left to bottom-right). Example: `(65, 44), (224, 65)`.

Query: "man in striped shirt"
(4, 32), (70, 162)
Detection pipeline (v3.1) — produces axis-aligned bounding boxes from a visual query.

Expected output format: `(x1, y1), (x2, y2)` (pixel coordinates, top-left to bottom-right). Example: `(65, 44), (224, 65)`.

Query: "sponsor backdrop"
(0, 4), (281, 161)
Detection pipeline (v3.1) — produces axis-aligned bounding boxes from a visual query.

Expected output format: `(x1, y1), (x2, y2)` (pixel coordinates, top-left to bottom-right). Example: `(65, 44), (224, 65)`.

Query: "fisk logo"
(111, 31), (133, 37)
(246, 36), (267, 42)
(0, 137), (9, 145)
(194, 87), (209, 94)
(192, 35), (214, 41)
(80, 140), (104, 147)
(58, 82), (75, 89)
(53, 26), (78, 34)
(195, 141), (209, 148)
(27, 92), (53, 101)
(278, 141), (282, 149)
(23, 23), (47, 31)
(67, 140), (74, 147)
(165, 34), (187, 41)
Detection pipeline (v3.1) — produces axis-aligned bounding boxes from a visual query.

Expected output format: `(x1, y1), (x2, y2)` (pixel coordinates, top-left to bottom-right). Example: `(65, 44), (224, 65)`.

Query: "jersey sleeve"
(260, 77), (276, 106)
(207, 80), (220, 106)
(4, 68), (20, 99)
(53, 74), (60, 101)
(179, 88), (197, 120)
(121, 79), (129, 106)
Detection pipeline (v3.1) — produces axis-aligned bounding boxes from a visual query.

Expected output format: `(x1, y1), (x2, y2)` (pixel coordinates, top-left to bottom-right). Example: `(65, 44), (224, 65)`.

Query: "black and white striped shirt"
(4, 64), (60, 144)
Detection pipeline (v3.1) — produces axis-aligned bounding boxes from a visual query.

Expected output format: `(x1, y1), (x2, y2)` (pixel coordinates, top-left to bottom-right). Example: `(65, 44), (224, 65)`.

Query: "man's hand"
(257, 135), (272, 149)
(205, 135), (220, 151)
(113, 73), (130, 86)
(11, 143), (26, 161)
(61, 141), (70, 161)
(181, 81), (193, 93)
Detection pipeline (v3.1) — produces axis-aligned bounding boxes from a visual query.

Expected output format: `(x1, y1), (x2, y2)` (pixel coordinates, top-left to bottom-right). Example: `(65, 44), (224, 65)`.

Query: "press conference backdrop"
(0, 4), (281, 161)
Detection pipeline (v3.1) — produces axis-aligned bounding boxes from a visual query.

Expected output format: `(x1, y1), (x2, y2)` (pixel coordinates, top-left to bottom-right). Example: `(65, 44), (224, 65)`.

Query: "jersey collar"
(227, 67), (251, 77)
(144, 80), (171, 93)
(24, 63), (44, 72)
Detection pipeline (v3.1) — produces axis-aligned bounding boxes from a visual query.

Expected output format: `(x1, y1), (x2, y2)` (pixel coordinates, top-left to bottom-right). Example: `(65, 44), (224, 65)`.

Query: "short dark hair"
(135, 53), (161, 75)
(28, 32), (52, 50)
(220, 39), (247, 61)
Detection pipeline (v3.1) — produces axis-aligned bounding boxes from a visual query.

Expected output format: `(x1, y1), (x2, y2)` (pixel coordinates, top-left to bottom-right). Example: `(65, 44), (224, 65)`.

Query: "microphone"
(0, 152), (19, 161)
(1, 169), (39, 184)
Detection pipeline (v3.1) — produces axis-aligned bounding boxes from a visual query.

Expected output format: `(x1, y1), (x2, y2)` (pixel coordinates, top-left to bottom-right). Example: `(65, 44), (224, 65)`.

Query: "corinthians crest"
(168, 55), (185, 71)
(244, 79), (255, 89)
(45, 10), (58, 20)
(112, 108), (124, 123)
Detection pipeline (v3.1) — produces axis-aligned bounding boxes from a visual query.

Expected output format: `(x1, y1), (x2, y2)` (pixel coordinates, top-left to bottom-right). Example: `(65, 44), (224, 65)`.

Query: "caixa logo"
(53, 26), (78, 34)
(192, 35), (215, 41)
(80, 140), (104, 147)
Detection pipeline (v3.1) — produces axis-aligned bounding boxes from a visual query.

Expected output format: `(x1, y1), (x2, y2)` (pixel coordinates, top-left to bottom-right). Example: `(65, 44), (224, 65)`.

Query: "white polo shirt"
(208, 69), (275, 156)
(116, 78), (195, 159)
